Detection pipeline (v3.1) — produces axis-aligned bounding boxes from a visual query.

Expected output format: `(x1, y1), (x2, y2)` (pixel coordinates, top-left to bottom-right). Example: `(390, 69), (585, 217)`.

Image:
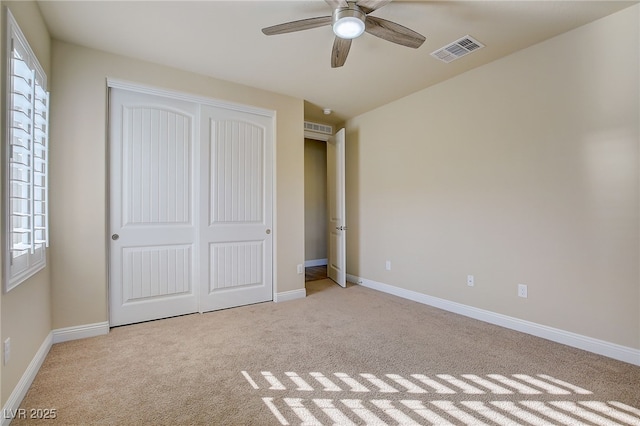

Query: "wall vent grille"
(431, 35), (485, 63)
(304, 121), (333, 135)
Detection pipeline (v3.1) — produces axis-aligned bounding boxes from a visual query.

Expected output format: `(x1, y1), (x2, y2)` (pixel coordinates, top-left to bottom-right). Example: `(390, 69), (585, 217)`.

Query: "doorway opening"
(304, 137), (328, 284)
(303, 120), (346, 289)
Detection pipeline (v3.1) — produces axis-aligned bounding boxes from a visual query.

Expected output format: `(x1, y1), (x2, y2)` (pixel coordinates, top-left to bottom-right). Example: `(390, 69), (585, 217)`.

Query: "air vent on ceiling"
(304, 121), (333, 135)
(431, 35), (485, 63)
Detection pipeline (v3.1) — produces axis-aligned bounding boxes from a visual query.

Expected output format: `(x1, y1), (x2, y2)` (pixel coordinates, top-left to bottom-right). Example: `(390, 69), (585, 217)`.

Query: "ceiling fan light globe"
(332, 6), (366, 39)
(333, 17), (365, 39)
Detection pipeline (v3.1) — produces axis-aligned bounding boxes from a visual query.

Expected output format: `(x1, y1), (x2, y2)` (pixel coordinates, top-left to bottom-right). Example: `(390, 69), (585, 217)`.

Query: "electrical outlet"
(385, 260), (391, 271)
(518, 284), (528, 298)
(297, 264), (304, 274)
(3, 338), (10, 365)
(467, 275), (474, 287)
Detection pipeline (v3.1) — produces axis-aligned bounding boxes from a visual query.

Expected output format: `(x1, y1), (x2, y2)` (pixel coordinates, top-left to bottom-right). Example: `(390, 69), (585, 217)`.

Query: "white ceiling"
(37, 0), (636, 125)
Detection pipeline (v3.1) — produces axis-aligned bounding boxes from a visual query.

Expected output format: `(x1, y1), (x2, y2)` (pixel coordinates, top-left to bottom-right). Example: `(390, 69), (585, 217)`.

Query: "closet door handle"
(112, 234), (119, 241)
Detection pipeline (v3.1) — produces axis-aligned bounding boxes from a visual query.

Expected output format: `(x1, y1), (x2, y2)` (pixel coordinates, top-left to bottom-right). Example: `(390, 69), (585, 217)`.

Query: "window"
(3, 9), (49, 292)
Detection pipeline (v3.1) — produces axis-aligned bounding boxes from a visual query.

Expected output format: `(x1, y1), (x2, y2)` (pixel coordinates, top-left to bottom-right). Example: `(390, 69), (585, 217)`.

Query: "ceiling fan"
(262, 0), (426, 68)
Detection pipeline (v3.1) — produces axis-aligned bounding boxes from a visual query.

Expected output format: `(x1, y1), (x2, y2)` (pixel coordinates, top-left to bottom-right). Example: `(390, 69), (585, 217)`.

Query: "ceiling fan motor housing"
(333, 3), (366, 39)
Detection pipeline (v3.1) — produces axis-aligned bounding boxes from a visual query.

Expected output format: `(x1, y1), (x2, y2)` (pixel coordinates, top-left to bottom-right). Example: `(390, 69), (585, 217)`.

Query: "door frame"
(106, 78), (277, 325)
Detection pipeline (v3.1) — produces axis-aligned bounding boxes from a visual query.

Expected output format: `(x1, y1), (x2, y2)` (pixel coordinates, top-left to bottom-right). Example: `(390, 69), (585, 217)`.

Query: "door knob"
(266, 229), (271, 234)
(112, 234), (119, 240)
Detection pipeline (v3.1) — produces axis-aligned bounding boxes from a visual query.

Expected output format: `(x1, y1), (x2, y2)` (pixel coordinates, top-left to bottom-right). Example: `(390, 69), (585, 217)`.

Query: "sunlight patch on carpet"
(241, 371), (640, 425)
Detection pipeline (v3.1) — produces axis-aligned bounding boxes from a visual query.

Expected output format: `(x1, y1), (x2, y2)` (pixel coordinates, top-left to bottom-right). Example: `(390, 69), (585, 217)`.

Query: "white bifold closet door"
(109, 88), (273, 327)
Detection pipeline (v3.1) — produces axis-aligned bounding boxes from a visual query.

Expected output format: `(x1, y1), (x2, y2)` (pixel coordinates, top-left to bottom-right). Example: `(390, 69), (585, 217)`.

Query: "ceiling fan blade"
(331, 37), (352, 68)
(356, 0), (392, 14)
(262, 16), (332, 36)
(365, 16), (425, 48)
(325, 0), (348, 9)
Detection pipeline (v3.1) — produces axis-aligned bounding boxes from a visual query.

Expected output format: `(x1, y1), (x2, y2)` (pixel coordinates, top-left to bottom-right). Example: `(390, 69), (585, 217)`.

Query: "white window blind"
(4, 9), (49, 292)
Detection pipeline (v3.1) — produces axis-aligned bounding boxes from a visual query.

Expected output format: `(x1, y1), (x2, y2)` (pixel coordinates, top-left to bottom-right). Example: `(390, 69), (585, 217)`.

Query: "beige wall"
(346, 5), (640, 349)
(1, 1), (52, 406)
(49, 40), (305, 329)
(304, 139), (328, 262)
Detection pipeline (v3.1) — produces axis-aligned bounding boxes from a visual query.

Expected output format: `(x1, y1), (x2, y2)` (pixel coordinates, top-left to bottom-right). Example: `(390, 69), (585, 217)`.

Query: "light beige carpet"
(14, 280), (640, 425)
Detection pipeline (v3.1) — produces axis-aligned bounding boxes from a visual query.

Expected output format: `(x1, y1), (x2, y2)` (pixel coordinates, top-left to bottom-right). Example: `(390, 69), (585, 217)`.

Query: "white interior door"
(327, 128), (346, 287)
(199, 105), (273, 311)
(109, 89), (199, 326)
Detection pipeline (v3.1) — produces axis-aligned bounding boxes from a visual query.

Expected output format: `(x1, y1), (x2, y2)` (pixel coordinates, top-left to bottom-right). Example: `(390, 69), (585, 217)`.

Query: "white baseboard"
(348, 274), (640, 366)
(304, 259), (328, 267)
(52, 321), (110, 344)
(2, 332), (53, 426)
(274, 288), (306, 303)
